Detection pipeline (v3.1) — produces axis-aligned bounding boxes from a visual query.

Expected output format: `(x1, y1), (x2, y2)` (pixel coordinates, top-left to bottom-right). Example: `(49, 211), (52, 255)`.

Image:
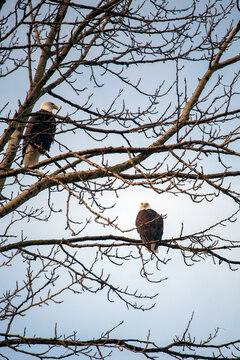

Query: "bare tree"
(1, 1), (240, 359)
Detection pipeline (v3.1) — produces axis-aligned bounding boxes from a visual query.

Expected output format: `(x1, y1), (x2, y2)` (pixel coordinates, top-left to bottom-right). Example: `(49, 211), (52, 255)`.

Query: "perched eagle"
(22, 101), (58, 167)
(135, 202), (164, 253)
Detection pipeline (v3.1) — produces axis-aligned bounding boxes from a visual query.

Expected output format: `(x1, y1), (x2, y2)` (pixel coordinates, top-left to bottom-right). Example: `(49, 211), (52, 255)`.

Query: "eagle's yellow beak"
(53, 104), (59, 110)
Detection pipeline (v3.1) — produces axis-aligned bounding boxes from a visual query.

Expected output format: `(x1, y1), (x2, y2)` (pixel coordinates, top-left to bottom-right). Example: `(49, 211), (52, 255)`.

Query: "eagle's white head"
(139, 202), (151, 210)
(40, 101), (58, 112)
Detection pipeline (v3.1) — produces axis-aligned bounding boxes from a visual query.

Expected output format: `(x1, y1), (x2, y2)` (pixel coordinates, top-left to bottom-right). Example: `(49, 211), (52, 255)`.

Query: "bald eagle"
(22, 101), (58, 167)
(136, 202), (164, 253)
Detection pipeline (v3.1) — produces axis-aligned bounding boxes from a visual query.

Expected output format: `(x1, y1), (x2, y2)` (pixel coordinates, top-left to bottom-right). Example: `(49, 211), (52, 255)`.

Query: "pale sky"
(1, 1), (240, 359)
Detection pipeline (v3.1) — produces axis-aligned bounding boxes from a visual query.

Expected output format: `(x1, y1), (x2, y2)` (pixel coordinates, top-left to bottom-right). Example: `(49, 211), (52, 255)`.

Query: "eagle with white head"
(22, 101), (58, 167)
(135, 202), (164, 253)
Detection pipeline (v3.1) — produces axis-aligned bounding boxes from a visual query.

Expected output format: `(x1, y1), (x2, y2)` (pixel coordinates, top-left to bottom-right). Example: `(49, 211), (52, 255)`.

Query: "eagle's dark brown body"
(136, 206), (164, 253)
(22, 105), (57, 166)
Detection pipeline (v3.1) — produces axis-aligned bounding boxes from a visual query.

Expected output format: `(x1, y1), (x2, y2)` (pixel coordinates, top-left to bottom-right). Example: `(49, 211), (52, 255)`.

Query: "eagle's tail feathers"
(23, 145), (41, 167)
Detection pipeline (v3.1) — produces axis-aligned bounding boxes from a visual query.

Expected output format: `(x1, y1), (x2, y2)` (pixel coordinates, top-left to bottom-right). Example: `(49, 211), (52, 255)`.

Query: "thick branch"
(0, 334), (240, 360)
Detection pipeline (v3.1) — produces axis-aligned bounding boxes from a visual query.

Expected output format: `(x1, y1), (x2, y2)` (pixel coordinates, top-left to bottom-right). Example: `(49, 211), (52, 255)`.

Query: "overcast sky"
(1, 2), (240, 359)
